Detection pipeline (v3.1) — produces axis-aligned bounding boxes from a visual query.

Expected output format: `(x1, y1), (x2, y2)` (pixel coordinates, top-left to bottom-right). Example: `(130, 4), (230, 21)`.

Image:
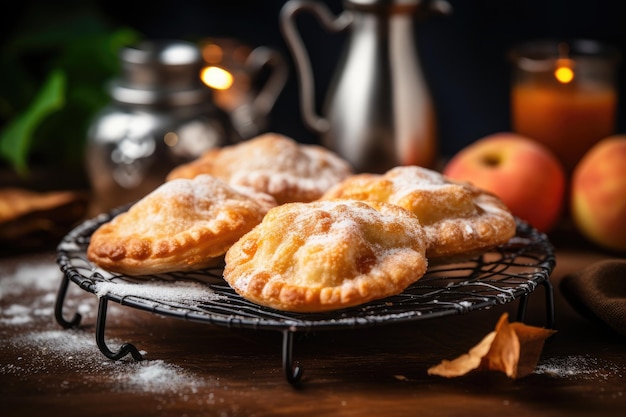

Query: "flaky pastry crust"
(87, 175), (277, 275)
(166, 132), (353, 204)
(223, 200), (428, 312)
(321, 166), (517, 261)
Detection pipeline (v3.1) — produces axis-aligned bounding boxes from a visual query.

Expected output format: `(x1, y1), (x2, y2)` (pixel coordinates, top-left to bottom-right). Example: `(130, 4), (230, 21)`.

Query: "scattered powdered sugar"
(1, 304), (35, 325)
(1, 256), (215, 394)
(386, 166), (451, 192)
(94, 280), (225, 305)
(113, 359), (207, 394)
(4, 328), (212, 394)
(534, 355), (625, 380)
(289, 200), (424, 250)
(0, 259), (61, 298)
(0, 257), (70, 326)
(13, 328), (99, 355)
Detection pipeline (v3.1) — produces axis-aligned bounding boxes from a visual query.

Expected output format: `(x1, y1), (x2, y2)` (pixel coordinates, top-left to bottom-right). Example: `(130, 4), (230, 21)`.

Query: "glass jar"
(86, 40), (239, 214)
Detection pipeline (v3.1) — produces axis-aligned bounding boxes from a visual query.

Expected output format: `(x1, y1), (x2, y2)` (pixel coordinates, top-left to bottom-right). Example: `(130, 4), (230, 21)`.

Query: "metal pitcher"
(280, 0), (450, 173)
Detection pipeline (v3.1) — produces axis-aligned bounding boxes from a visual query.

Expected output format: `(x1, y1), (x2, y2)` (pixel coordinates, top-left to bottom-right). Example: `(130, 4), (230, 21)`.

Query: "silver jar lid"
(108, 40), (212, 107)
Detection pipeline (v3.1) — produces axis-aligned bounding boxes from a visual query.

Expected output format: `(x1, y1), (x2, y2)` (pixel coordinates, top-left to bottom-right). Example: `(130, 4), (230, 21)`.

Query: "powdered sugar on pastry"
(223, 200), (428, 312)
(87, 175), (277, 275)
(321, 166), (516, 261)
(166, 133), (353, 204)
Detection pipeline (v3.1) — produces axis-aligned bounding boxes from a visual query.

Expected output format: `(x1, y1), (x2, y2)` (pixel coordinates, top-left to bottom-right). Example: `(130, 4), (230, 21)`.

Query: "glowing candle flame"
(554, 45), (575, 84)
(554, 64), (574, 84)
(201, 66), (234, 90)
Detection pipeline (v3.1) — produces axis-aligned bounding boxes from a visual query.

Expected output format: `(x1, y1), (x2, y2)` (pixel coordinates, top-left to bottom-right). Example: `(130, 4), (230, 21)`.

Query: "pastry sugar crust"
(166, 132), (353, 204)
(87, 174), (277, 275)
(321, 166), (517, 261)
(223, 199), (428, 312)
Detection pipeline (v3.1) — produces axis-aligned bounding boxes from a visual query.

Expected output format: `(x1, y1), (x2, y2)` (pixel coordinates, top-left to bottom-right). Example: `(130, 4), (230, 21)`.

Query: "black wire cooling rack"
(55, 206), (555, 385)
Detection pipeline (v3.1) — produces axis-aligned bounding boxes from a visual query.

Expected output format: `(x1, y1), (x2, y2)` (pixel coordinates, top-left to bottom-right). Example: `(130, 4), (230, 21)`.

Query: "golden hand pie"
(87, 174), (277, 275)
(166, 132), (353, 204)
(223, 199), (428, 312)
(321, 166), (517, 261)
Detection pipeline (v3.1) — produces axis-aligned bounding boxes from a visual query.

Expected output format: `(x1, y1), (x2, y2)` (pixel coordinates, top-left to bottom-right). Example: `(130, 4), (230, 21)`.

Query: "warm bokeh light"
(202, 44), (223, 64)
(200, 66), (234, 90)
(163, 131), (179, 147)
(554, 59), (575, 84)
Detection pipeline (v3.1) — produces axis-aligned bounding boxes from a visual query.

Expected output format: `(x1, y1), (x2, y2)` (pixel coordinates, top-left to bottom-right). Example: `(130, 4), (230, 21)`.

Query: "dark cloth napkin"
(560, 259), (626, 337)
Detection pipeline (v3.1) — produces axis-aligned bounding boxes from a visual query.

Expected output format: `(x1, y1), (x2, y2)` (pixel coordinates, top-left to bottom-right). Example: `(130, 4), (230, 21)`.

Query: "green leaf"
(0, 69), (66, 175)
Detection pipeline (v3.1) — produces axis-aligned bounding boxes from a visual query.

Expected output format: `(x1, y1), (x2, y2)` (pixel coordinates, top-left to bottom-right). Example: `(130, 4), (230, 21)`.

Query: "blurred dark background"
(3, 0), (626, 169)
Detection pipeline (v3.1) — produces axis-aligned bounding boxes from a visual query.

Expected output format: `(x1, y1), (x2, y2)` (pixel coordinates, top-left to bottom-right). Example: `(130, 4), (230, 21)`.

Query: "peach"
(443, 132), (566, 233)
(571, 135), (626, 252)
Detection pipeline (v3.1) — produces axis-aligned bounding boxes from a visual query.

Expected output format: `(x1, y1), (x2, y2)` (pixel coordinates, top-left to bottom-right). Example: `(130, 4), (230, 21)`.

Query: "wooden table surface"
(1, 227), (625, 417)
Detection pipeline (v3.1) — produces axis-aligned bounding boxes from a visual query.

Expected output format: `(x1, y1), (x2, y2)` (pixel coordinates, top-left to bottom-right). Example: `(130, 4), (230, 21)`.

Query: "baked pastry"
(0, 188), (88, 250)
(87, 174), (277, 275)
(223, 199), (428, 312)
(0, 188), (85, 223)
(321, 166), (517, 261)
(166, 132), (353, 204)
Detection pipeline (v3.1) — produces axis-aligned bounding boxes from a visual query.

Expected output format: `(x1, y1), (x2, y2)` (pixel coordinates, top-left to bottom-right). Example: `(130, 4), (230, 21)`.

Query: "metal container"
(281, 0), (450, 173)
(86, 40), (239, 213)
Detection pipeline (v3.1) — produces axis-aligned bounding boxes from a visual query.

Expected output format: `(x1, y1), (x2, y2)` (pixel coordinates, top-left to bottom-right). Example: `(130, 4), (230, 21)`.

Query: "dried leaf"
(509, 321), (558, 378)
(426, 331), (496, 377)
(428, 313), (556, 379)
(478, 313), (520, 377)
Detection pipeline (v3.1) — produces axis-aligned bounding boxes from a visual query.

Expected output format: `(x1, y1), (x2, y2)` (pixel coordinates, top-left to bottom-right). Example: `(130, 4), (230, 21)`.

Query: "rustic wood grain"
(1, 239), (624, 417)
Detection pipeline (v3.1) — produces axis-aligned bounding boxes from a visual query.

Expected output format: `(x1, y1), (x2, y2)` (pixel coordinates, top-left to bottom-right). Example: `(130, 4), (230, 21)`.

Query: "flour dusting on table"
(0, 255), (218, 395)
(534, 355), (625, 380)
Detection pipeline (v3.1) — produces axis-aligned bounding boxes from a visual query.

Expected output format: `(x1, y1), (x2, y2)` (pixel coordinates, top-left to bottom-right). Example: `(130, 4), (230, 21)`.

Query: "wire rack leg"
(95, 297), (144, 361)
(282, 330), (303, 385)
(516, 278), (555, 329)
(516, 294), (528, 323)
(54, 273), (82, 328)
(542, 279), (555, 329)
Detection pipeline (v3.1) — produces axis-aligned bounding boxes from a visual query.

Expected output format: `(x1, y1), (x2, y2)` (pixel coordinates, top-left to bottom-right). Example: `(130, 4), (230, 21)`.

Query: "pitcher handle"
(245, 46), (288, 120)
(280, 0), (352, 133)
